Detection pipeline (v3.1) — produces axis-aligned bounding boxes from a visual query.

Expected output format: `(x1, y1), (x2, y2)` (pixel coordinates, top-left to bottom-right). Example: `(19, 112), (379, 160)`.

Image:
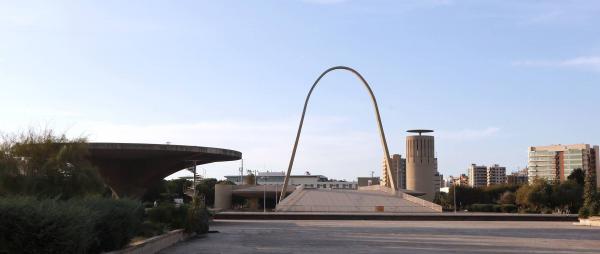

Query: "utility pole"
(263, 175), (267, 213)
(185, 160), (201, 192)
(239, 159), (244, 185)
(255, 170), (258, 185)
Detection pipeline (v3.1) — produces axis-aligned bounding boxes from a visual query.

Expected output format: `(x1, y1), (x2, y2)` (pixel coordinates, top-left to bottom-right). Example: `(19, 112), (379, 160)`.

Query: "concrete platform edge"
(214, 212), (578, 221)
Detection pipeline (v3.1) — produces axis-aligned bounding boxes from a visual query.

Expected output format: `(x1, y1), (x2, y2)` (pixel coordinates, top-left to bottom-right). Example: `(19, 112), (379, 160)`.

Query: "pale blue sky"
(1, 0), (599, 181)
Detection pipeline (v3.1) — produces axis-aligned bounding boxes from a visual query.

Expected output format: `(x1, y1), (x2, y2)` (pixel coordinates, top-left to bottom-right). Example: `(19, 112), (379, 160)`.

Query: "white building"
(468, 164), (488, 187)
(224, 171), (358, 190)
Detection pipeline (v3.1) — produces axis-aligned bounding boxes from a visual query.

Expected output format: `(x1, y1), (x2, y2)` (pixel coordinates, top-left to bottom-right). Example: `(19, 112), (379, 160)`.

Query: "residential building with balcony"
(528, 144), (599, 184)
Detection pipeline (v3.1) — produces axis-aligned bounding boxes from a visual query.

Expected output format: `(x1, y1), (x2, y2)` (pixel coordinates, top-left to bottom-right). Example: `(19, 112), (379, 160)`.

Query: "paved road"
(160, 220), (600, 254)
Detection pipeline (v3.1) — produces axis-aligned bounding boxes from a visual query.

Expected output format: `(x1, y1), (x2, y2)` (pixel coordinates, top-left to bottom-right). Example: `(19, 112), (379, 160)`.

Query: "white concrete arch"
(279, 66), (395, 203)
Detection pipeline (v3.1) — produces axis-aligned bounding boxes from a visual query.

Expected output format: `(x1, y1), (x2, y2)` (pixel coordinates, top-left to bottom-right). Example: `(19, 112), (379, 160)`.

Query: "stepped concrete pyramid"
(276, 185), (442, 213)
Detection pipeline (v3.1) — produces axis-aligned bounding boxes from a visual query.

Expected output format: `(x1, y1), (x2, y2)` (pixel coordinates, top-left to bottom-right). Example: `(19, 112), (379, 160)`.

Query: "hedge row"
(146, 202), (209, 234)
(468, 203), (518, 213)
(0, 196), (143, 254)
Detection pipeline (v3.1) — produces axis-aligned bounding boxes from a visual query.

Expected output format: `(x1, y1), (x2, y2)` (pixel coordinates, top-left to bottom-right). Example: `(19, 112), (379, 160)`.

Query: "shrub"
(469, 204), (500, 212)
(0, 197), (94, 254)
(146, 198), (210, 234)
(185, 196), (210, 234)
(0, 196), (143, 254)
(499, 191), (516, 205)
(579, 206), (590, 219)
(500, 204), (518, 213)
(76, 197), (144, 253)
(147, 203), (189, 229)
(138, 221), (167, 238)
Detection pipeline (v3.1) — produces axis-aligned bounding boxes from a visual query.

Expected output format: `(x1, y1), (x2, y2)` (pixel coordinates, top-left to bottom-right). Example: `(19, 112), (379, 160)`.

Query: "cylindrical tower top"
(407, 129), (434, 136)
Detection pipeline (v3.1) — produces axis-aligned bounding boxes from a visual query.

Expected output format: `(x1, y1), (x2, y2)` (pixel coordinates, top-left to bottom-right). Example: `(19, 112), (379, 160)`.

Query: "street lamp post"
(263, 175), (267, 213)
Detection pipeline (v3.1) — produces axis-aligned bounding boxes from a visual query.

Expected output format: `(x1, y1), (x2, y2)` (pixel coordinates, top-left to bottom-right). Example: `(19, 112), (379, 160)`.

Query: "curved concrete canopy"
(87, 142), (241, 198)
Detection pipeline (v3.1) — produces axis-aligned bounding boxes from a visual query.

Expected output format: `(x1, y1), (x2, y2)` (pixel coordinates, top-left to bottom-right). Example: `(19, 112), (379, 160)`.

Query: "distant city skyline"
(1, 1), (599, 181)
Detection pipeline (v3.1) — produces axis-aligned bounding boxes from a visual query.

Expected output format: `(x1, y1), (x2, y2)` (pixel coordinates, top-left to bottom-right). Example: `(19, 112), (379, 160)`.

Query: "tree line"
(436, 168), (599, 216)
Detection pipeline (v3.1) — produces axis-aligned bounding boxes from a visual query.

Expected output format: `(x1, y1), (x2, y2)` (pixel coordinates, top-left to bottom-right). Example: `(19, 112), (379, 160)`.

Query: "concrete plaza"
(161, 220), (600, 254)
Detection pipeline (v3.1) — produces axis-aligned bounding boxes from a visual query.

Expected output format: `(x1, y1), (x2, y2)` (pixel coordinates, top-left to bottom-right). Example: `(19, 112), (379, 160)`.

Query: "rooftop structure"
(87, 142), (241, 198)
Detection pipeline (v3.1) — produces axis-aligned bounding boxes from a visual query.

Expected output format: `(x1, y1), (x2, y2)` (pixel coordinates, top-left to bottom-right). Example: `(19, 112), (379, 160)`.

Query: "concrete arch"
(279, 66), (395, 203)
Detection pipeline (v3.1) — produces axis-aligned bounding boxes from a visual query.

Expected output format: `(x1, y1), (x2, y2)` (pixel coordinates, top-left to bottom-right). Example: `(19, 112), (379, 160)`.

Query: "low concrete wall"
(215, 212), (578, 222)
(578, 216), (600, 226)
(106, 229), (193, 254)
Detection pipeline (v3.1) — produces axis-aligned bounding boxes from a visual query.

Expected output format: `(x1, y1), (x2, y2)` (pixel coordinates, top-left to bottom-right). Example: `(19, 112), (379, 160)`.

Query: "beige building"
(487, 164), (507, 186)
(358, 177), (380, 187)
(507, 169), (528, 185)
(447, 174), (469, 187)
(468, 164), (508, 187)
(433, 172), (443, 191)
(468, 164), (488, 187)
(528, 144), (600, 184)
(381, 154), (406, 190)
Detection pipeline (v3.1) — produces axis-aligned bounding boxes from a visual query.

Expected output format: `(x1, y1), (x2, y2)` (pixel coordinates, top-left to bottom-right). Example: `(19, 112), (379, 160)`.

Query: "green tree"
(582, 168), (598, 215)
(553, 180), (583, 213)
(499, 191), (516, 205)
(516, 179), (553, 212)
(567, 168), (585, 186)
(195, 178), (217, 206)
(0, 129), (104, 199)
(164, 178), (192, 201)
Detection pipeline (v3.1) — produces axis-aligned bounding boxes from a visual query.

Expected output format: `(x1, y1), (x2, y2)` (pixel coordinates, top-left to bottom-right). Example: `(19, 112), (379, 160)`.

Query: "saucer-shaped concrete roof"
(87, 142), (241, 198)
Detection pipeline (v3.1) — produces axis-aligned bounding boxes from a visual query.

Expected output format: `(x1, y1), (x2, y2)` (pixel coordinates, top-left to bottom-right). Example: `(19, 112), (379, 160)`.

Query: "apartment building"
(528, 144), (599, 184)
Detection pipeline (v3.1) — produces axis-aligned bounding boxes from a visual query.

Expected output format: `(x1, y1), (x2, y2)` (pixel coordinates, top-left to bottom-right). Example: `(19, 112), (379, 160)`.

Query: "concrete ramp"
(276, 187), (442, 213)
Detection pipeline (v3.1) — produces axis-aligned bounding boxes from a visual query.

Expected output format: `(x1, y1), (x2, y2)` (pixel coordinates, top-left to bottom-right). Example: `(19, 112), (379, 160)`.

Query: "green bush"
(500, 204), (518, 213)
(147, 203), (189, 229)
(579, 206), (590, 218)
(76, 197), (144, 252)
(138, 221), (167, 238)
(146, 200), (210, 234)
(469, 204), (495, 212)
(0, 196), (143, 254)
(469, 203), (504, 213)
(185, 205), (209, 234)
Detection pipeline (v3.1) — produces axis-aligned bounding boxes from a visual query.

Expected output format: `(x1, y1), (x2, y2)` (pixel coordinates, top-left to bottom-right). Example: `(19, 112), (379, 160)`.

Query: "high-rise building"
(406, 129), (437, 201)
(381, 154), (406, 190)
(487, 164), (507, 186)
(468, 164), (487, 187)
(528, 144), (600, 184)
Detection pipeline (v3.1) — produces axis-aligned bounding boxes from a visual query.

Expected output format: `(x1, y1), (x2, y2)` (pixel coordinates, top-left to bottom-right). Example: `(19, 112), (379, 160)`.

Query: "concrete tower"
(406, 129), (437, 201)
